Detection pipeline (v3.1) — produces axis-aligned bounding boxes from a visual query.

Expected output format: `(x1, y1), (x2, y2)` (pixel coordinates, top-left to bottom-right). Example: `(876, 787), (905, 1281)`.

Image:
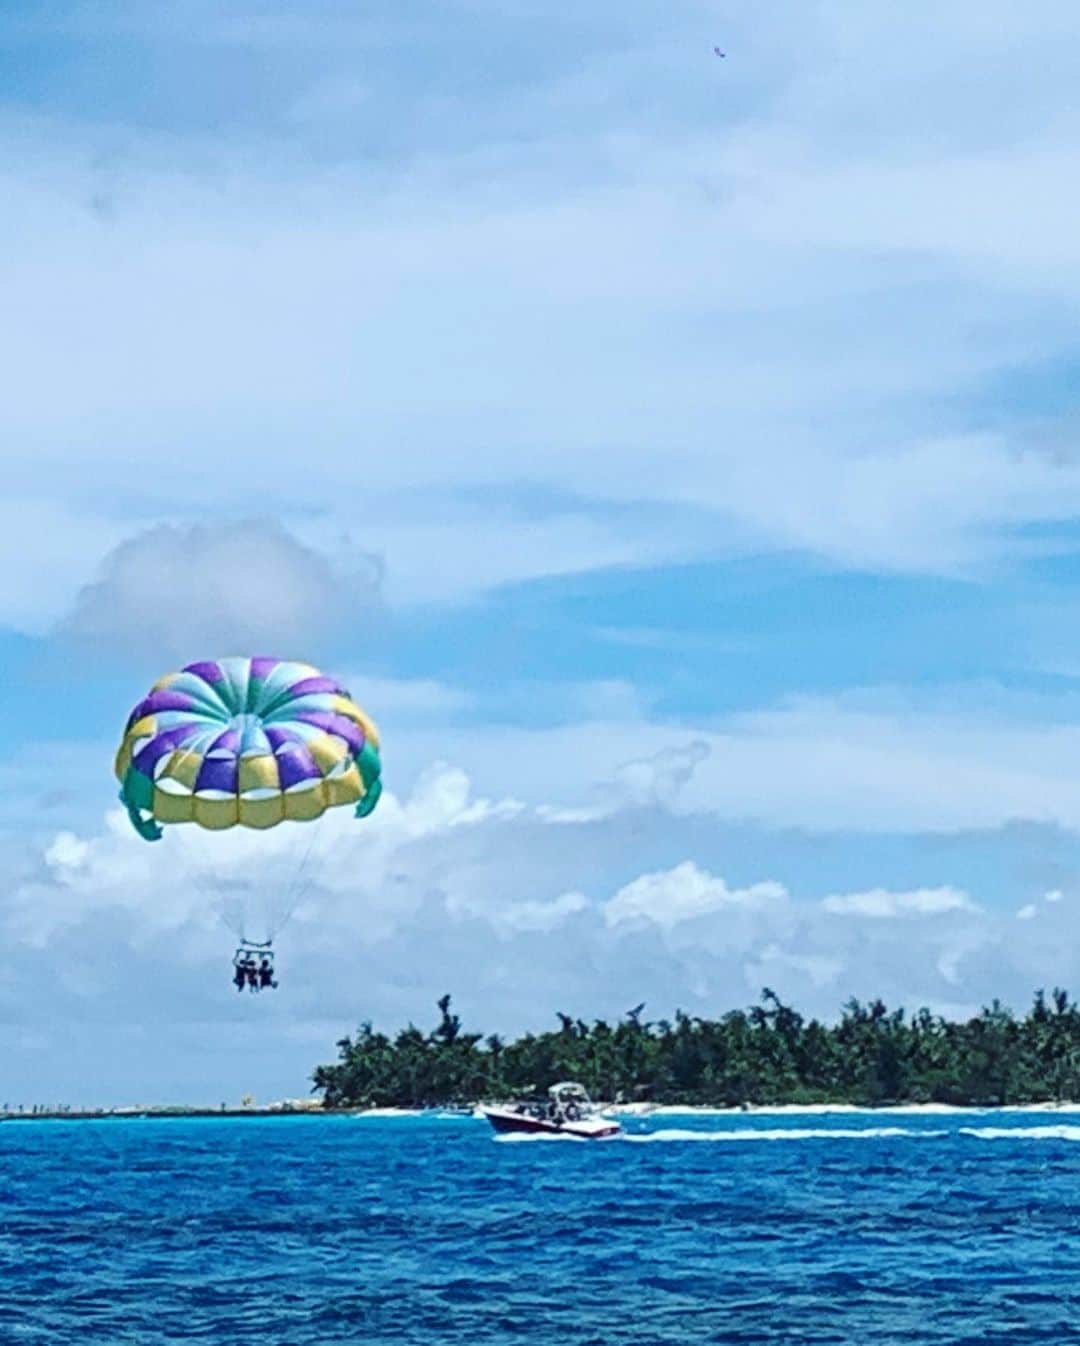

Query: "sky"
(4, 0), (1080, 1106)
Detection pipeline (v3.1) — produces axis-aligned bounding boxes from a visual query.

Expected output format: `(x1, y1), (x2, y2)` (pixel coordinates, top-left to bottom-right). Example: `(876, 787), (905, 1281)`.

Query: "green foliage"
(311, 988), (1080, 1109)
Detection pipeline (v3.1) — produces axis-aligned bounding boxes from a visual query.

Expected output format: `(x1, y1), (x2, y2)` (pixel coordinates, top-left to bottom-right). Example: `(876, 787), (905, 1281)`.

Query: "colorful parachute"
(115, 656), (382, 842)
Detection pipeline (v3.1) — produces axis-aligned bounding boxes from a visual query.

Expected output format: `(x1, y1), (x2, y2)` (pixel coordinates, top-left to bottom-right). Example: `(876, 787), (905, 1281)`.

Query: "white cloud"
(375, 692), (1080, 836)
(0, 686), (1048, 859)
(937, 950), (965, 986)
(54, 519), (382, 664)
(822, 887), (976, 919)
(8, 0), (1080, 1106)
(44, 832), (90, 872)
(310, 501), (689, 610)
(5, 1), (1080, 617)
(743, 943), (844, 991)
(490, 891), (589, 935)
(604, 861), (787, 931)
(1017, 904), (1038, 921)
(3, 755), (1080, 1102)
(607, 740), (711, 810)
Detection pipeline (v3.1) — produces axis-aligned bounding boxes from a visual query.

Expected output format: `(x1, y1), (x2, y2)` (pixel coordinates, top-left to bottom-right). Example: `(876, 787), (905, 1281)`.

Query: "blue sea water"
(3, 1109), (1080, 1345)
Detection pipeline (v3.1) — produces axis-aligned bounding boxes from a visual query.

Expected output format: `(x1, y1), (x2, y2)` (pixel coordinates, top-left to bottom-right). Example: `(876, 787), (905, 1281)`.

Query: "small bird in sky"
(713, 47), (726, 57)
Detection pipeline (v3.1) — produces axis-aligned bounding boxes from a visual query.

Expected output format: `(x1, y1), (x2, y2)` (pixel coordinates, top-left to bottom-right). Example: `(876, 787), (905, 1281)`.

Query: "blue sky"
(5, 0), (1080, 1105)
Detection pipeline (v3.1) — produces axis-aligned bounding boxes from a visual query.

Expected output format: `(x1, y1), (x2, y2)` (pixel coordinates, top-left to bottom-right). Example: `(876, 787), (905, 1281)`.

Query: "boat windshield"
(548, 1082), (592, 1108)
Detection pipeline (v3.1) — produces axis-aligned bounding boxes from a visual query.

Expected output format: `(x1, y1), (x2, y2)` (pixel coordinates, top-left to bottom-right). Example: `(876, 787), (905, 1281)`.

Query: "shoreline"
(606, 1100), (1080, 1116)
(10, 1099), (1080, 1123)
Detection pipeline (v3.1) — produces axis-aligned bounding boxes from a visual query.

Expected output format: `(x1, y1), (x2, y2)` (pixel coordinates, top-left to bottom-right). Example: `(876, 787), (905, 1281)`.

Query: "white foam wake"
(496, 1126), (947, 1144)
(622, 1126), (947, 1143)
(494, 1131), (599, 1143)
(960, 1124), (1080, 1142)
(495, 1122), (1080, 1145)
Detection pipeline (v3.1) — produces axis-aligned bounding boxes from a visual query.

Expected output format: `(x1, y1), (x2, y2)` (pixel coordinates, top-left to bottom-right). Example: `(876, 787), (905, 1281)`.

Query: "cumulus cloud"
(4, 756), (1080, 1102)
(54, 519), (383, 665)
(821, 887), (977, 919)
(603, 861), (786, 930)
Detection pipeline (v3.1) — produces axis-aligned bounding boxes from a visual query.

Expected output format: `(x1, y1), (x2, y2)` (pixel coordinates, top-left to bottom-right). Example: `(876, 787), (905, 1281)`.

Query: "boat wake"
(496, 1125), (949, 1143)
(495, 1130), (613, 1143)
(959, 1124), (1080, 1142)
(621, 1126), (948, 1143)
(497, 1122), (1080, 1145)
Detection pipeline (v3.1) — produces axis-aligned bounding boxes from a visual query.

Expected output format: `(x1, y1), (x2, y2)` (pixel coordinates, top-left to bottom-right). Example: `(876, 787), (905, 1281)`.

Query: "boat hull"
(483, 1107), (621, 1139)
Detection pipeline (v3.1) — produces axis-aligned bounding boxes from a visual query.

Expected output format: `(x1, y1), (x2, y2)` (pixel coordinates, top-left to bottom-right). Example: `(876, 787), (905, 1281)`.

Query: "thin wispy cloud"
(4, 1), (1080, 616)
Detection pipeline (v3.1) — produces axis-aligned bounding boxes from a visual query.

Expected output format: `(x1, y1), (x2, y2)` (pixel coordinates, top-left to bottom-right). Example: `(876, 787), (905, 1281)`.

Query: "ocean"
(3, 1108), (1080, 1344)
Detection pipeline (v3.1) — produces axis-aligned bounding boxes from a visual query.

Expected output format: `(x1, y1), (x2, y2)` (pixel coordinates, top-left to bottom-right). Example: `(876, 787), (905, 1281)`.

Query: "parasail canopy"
(115, 656), (382, 842)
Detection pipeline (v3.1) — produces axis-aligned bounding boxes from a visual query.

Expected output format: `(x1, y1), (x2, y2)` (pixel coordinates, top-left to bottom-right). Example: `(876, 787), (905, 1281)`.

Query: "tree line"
(311, 989), (1080, 1109)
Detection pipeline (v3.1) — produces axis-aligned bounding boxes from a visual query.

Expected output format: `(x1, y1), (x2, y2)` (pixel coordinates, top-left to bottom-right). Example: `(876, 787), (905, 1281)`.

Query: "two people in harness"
(232, 947), (278, 993)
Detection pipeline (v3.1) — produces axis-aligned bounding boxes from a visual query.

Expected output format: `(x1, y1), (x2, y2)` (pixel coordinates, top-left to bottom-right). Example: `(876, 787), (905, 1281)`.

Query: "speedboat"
(482, 1082), (622, 1139)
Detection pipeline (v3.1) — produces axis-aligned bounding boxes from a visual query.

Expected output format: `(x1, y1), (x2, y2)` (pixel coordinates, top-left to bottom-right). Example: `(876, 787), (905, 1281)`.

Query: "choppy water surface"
(3, 1109), (1080, 1344)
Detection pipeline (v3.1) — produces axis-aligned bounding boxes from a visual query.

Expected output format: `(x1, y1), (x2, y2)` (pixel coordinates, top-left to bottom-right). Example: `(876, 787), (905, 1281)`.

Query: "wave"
(349, 1108), (426, 1118)
(960, 1125), (1080, 1142)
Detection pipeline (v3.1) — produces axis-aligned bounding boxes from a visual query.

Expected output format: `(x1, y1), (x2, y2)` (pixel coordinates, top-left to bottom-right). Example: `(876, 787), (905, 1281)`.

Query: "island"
(311, 989), (1080, 1110)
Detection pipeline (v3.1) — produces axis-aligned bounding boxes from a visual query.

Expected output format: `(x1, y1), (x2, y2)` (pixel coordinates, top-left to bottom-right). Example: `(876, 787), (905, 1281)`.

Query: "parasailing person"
(114, 656), (384, 990)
